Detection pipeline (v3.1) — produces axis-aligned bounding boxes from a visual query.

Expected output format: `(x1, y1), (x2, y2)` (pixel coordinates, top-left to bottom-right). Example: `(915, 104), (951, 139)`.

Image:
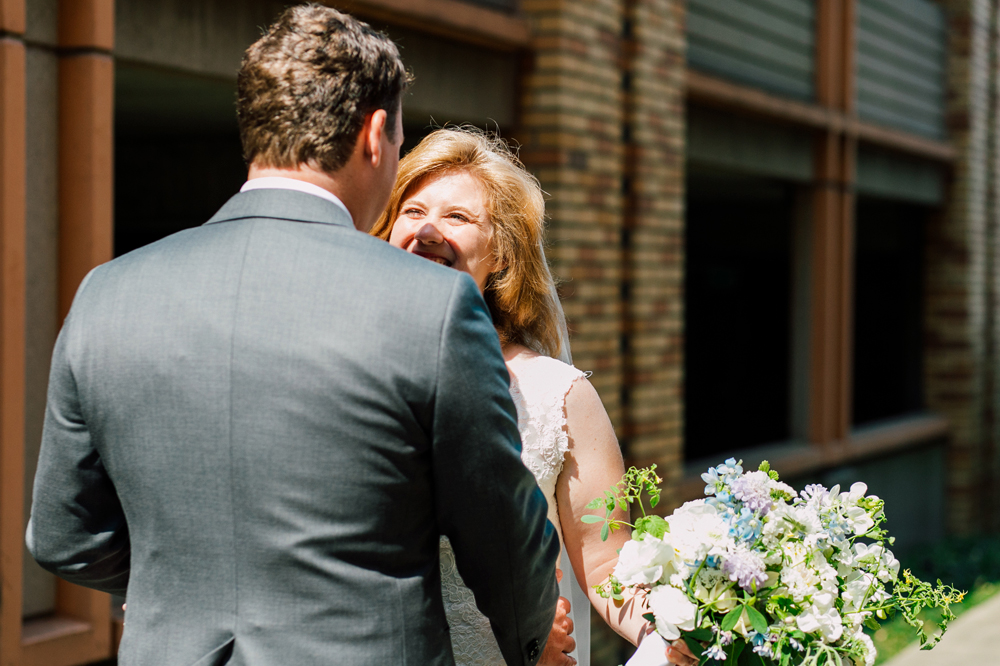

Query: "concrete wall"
(794, 444), (948, 556)
(114, 0), (518, 130)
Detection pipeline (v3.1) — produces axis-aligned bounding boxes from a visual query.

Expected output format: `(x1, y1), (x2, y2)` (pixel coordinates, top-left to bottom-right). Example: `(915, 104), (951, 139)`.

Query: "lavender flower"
(730, 471), (774, 514)
(723, 546), (768, 591)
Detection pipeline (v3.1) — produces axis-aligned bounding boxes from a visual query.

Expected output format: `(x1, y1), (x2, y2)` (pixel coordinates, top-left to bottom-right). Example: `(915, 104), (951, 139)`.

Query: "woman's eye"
(450, 213), (469, 223)
(403, 207), (423, 216)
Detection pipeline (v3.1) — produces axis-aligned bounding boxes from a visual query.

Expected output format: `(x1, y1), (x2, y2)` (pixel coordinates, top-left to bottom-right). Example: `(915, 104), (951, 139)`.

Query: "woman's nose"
(414, 221), (444, 244)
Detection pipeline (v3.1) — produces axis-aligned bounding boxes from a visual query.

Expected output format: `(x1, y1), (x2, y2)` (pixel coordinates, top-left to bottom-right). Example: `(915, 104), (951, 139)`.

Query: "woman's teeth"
(430, 256), (450, 266)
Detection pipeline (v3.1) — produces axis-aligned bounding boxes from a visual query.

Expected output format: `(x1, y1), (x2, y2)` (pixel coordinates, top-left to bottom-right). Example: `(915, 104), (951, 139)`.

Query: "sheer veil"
(540, 245), (591, 666)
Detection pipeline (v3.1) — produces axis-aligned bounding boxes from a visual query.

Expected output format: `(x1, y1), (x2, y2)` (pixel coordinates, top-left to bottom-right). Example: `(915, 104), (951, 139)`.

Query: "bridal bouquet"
(583, 461), (964, 666)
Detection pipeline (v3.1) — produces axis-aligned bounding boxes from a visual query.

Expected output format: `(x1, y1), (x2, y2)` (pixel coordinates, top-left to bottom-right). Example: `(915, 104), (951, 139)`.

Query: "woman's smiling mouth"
(412, 251), (453, 267)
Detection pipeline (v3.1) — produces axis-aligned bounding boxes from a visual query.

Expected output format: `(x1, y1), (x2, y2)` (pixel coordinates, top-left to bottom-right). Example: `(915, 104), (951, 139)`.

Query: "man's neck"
(246, 164), (365, 230)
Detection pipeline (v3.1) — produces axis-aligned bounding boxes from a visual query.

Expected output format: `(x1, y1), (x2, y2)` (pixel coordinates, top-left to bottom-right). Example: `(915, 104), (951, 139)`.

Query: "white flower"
(613, 533), (681, 586)
(852, 543), (897, 580)
(694, 579), (738, 612)
(841, 572), (877, 615)
(854, 630), (876, 666)
(796, 602), (843, 642)
(668, 500), (733, 563)
(648, 585), (697, 640)
(878, 548), (900, 582)
(769, 480), (797, 502)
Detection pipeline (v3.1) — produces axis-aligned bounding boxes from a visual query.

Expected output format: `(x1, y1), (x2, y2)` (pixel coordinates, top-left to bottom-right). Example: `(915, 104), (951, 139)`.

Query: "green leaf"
(726, 641), (744, 666)
(745, 605), (768, 635)
(736, 641), (751, 666)
(650, 495), (660, 508)
(687, 627), (714, 641)
(720, 607), (742, 632)
(580, 515), (604, 524)
(634, 515), (669, 539)
(642, 613), (655, 623)
(586, 498), (604, 510)
(601, 522), (609, 541)
(864, 616), (881, 631)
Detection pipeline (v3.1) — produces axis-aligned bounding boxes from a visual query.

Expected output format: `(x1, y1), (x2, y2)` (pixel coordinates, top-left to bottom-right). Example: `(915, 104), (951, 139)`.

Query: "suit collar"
(205, 189), (355, 229)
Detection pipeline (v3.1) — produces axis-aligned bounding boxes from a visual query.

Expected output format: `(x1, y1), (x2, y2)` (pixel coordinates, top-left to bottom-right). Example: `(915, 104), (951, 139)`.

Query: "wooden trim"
(677, 413), (950, 502)
(854, 120), (956, 162)
(686, 70), (956, 164)
(110, 616), (122, 653)
(815, 0), (845, 110)
(57, 0), (114, 51)
(20, 628), (108, 666)
(21, 617), (90, 647)
(14, 3), (121, 664)
(808, 0), (856, 446)
(0, 34), (25, 666)
(328, 0), (530, 51)
(57, 54), (113, 320)
(837, 136), (856, 433)
(809, 132), (844, 445)
(0, 0), (24, 34)
(687, 69), (839, 131)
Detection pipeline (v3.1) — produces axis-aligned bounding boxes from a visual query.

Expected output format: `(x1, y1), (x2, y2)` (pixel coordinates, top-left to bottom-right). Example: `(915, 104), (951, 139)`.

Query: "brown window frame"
(681, 0), (950, 494)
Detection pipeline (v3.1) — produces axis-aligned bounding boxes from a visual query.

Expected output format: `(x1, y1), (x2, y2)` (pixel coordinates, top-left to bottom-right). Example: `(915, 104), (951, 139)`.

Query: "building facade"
(0, 0), (997, 663)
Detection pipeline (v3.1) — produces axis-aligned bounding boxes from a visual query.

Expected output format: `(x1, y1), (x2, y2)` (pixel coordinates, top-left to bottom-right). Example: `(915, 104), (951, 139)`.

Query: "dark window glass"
(852, 197), (926, 425)
(685, 171), (794, 461)
(115, 65), (245, 257)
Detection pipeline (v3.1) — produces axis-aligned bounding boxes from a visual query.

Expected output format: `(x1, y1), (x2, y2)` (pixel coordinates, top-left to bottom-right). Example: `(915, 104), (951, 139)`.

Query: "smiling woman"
(369, 127), (699, 666)
(389, 170), (496, 288)
(370, 127), (560, 357)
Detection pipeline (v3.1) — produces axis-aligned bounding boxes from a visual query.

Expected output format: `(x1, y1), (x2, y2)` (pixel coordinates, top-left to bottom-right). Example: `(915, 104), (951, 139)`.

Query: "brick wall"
(517, 0), (686, 662)
(517, 0), (627, 429)
(928, 0), (991, 535)
(621, 0), (685, 502)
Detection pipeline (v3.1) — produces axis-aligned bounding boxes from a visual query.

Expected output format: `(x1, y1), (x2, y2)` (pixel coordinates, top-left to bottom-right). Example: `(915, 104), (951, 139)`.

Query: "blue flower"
(703, 645), (726, 661)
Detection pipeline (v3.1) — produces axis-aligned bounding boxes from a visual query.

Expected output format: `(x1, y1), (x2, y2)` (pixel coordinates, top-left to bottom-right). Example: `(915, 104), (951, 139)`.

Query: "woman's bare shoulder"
(502, 343), (540, 365)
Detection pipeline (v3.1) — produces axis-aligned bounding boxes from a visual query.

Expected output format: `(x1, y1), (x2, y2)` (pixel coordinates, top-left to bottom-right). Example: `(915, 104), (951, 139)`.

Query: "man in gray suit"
(26, 5), (560, 664)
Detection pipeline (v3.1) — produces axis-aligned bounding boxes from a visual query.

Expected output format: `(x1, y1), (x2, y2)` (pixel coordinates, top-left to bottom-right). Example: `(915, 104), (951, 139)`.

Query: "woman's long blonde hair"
(371, 127), (563, 358)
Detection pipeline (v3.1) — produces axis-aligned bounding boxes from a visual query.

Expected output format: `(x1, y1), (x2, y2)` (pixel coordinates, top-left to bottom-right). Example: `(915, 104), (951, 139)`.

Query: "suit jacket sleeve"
(432, 274), (560, 666)
(26, 273), (131, 596)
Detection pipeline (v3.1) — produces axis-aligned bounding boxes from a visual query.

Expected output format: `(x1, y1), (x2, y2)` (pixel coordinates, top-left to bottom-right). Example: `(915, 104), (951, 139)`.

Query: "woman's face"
(388, 170), (498, 291)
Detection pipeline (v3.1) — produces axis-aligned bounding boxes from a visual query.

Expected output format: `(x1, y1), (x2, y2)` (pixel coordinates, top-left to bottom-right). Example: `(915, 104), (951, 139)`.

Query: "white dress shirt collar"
(240, 177), (354, 226)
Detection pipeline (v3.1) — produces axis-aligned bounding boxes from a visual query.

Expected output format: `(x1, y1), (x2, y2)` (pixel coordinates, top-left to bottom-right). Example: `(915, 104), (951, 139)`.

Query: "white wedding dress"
(439, 353), (587, 666)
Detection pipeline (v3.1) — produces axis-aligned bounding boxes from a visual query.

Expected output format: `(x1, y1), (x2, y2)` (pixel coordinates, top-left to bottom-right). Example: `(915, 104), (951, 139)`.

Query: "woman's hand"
(665, 639), (698, 666)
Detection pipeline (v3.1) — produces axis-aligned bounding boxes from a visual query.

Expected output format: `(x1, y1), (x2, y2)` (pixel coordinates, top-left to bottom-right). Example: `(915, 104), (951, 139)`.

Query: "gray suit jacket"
(27, 189), (560, 665)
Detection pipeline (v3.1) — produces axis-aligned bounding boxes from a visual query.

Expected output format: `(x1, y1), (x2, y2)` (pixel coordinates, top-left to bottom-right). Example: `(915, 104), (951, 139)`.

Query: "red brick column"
(517, 0), (627, 428)
(621, 0), (685, 496)
(929, 0), (992, 535)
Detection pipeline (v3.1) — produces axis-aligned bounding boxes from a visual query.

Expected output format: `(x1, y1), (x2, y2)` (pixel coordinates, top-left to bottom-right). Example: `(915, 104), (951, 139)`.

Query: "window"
(685, 170), (797, 460)
(852, 197), (926, 425)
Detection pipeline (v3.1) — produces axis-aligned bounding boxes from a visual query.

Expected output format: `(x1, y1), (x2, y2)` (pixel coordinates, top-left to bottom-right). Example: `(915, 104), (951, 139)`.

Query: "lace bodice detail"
(440, 354), (585, 666)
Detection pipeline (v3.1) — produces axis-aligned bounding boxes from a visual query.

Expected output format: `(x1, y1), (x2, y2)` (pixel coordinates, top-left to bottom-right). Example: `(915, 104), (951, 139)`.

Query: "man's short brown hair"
(237, 4), (409, 173)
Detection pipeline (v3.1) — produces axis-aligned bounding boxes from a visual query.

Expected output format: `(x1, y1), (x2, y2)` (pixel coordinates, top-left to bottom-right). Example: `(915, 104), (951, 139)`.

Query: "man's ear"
(363, 109), (389, 168)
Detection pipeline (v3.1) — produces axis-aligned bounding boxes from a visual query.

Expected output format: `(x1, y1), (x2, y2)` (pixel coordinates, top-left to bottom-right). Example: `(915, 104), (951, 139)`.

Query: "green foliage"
(758, 460), (780, 482)
(582, 465), (663, 543)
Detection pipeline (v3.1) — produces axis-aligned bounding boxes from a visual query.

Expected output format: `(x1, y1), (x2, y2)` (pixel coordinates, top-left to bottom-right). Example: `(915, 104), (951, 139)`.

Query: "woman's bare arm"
(556, 377), (653, 646)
